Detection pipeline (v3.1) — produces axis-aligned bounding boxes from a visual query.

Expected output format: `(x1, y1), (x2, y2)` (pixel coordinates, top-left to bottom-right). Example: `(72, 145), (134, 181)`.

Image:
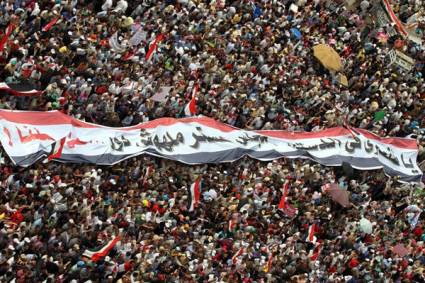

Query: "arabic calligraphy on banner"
(0, 110), (421, 183)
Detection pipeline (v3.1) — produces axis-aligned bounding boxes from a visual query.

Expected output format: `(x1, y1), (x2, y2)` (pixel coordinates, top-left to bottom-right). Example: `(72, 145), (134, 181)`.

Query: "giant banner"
(0, 110), (422, 182)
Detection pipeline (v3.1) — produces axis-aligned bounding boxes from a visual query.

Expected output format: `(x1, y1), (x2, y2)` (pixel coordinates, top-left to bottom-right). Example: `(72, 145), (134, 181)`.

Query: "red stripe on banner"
(355, 128), (417, 150)
(0, 110), (72, 124)
(0, 110), (418, 149)
(0, 85), (43, 97)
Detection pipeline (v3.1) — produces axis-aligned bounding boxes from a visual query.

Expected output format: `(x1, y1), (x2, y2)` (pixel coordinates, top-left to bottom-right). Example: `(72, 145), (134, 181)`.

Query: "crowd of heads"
(0, 0), (424, 282)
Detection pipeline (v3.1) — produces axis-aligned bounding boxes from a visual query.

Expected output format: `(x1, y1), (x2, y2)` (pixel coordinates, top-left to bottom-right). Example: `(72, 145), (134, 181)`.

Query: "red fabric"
(124, 261), (132, 271)
(11, 209), (24, 224)
(145, 34), (165, 61)
(413, 226), (423, 237)
(0, 24), (15, 51)
(91, 236), (121, 262)
(42, 17), (59, 32)
(349, 258), (359, 268)
(96, 86), (108, 94)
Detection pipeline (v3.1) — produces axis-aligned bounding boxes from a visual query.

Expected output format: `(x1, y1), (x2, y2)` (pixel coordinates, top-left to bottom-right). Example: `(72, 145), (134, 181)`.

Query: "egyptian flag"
(42, 17), (59, 32)
(142, 165), (154, 189)
(111, 261), (132, 274)
(306, 224), (318, 244)
(187, 178), (201, 211)
(83, 236), (121, 262)
(145, 34), (165, 61)
(184, 84), (199, 117)
(231, 247), (244, 265)
(309, 242), (321, 261)
(47, 137), (66, 161)
(0, 23), (15, 51)
(381, 0), (408, 36)
(278, 181), (297, 218)
(228, 219), (237, 232)
(0, 82), (43, 96)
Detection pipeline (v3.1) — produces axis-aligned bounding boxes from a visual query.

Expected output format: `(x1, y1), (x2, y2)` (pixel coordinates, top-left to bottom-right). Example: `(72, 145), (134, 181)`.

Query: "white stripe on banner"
(0, 110), (421, 182)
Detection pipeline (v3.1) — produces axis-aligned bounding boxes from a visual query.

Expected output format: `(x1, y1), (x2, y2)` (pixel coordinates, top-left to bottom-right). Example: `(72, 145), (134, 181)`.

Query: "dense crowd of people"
(0, 0), (424, 282)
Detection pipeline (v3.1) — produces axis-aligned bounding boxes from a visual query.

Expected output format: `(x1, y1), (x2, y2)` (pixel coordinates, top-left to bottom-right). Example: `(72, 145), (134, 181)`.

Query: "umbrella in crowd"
(313, 44), (343, 71)
(328, 184), (350, 207)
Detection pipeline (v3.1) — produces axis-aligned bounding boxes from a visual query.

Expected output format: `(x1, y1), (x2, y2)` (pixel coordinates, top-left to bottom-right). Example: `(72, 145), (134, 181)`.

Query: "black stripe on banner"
(8, 148), (423, 183)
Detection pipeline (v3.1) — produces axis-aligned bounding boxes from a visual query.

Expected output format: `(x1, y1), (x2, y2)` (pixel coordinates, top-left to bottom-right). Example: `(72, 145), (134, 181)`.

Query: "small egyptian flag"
(228, 219), (237, 232)
(306, 223), (319, 244)
(142, 165), (154, 189)
(83, 236), (121, 262)
(309, 242), (322, 261)
(145, 34), (165, 61)
(42, 17), (59, 32)
(187, 178), (201, 211)
(278, 180), (297, 217)
(231, 247), (244, 265)
(0, 23), (15, 51)
(184, 84), (199, 117)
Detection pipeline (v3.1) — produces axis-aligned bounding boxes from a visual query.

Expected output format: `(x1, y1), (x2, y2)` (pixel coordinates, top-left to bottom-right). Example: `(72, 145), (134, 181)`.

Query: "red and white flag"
(0, 23), (15, 51)
(232, 247), (244, 265)
(228, 219), (236, 232)
(278, 181), (297, 217)
(187, 178), (201, 211)
(142, 165), (154, 189)
(278, 181), (290, 209)
(306, 224), (318, 243)
(145, 34), (165, 61)
(309, 242), (322, 261)
(184, 84), (199, 117)
(83, 236), (121, 262)
(42, 17), (59, 32)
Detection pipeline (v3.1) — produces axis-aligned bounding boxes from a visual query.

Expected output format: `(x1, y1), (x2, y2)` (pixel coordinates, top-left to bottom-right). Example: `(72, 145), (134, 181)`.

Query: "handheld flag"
(83, 236), (121, 262)
(42, 17), (59, 32)
(231, 247), (244, 265)
(187, 178), (201, 211)
(184, 84), (199, 117)
(306, 223), (318, 243)
(0, 24), (15, 51)
(145, 34), (165, 61)
(278, 181), (297, 217)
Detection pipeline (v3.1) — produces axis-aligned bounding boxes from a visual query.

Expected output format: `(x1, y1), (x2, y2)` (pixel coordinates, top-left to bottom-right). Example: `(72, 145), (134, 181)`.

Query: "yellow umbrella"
(313, 44), (342, 71)
(339, 74), (348, 87)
